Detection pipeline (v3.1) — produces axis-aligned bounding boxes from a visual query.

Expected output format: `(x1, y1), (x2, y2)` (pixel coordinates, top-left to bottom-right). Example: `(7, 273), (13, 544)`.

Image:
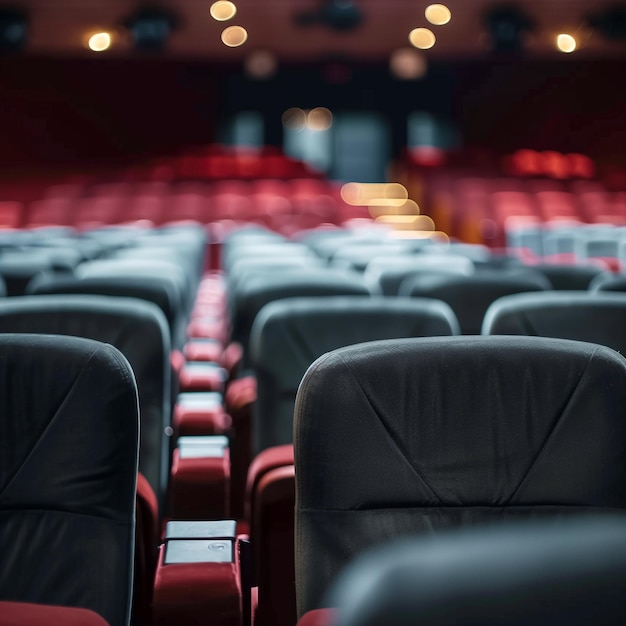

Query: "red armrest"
(252, 465), (296, 626)
(178, 362), (227, 393)
(183, 339), (224, 363)
(173, 392), (232, 436)
(224, 375), (257, 519)
(153, 521), (242, 626)
(245, 444), (294, 520)
(168, 437), (230, 519)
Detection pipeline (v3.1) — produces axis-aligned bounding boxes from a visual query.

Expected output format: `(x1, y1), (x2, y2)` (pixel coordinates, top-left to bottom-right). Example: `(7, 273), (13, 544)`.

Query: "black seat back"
(0, 334), (139, 626)
(250, 296), (459, 454)
(0, 295), (170, 510)
(294, 335), (626, 614)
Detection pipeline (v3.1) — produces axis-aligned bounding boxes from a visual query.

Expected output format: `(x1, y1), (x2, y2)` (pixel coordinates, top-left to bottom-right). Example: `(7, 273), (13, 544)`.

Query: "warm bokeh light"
(391, 230), (449, 242)
(221, 25), (248, 47)
(369, 199), (421, 219)
(210, 1), (237, 21)
(556, 33), (576, 53)
(375, 215), (435, 231)
(389, 48), (428, 80)
(425, 4), (451, 26)
(409, 27), (436, 50)
(245, 49), (277, 78)
(282, 107), (307, 131)
(88, 32), (112, 52)
(341, 182), (409, 207)
(307, 107), (333, 131)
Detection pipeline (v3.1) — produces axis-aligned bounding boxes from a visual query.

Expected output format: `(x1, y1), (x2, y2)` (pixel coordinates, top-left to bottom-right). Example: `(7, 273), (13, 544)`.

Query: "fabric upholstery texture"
(482, 291), (626, 351)
(229, 270), (374, 363)
(294, 335), (626, 614)
(27, 274), (184, 348)
(0, 295), (170, 507)
(0, 334), (139, 626)
(400, 269), (551, 334)
(250, 296), (459, 454)
(325, 516), (626, 626)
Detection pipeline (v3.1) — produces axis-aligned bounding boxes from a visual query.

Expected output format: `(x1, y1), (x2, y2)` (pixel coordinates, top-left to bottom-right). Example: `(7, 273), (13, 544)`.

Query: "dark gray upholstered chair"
(530, 262), (611, 290)
(27, 273), (184, 348)
(364, 254), (474, 296)
(324, 516), (626, 626)
(590, 273), (626, 293)
(250, 296), (460, 454)
(399, 269), (551, 333)
(248, 296), (460, 626)
(0, 334), (139, 626)
(0, 295), (170, 508)
(294, 336), (626, 615)
(482, 291), (626, 352)
(229, 269), (375, 367)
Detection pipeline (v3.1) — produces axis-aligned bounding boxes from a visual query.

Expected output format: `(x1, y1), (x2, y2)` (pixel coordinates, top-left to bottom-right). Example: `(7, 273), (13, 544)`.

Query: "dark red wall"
(456, 58), (626, 160)
(0, 57), (222, 167)
(0, 55), (625, 171)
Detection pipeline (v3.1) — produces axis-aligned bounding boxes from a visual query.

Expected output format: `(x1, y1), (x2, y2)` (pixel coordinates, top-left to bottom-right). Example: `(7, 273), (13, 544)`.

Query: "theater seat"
(482, 291), (626, 352)
(294, 336), (626, 615)
(399, 269), (550, 334)
(250, 296), (460, 455)
(0, 295), (170, 510)
(321, 516), (626, 626)
(0, 335), (139, 626)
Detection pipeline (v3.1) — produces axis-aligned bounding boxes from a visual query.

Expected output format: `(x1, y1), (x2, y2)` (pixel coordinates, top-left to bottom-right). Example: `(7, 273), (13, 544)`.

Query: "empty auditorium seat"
(294, 336), (626, 615)
(528, 263), (611, 290)
(590, 274), (626, 293)
(364, 254), (474, 295)
(247, 296), (459, 626)
(399, 269), (550, 334)
(229, 268), (375, 366)
(0, 334), (139, 626)
(27, 274), (185, 349)
(322, 516), (626, 626)
(482, 291), (626, 350)
(0, 295), (170, 509)
(250, 296), (460, 454)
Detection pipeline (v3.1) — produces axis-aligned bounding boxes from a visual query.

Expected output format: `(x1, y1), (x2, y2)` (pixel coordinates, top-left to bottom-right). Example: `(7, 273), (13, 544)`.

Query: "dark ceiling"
(12, 0), (626, 61)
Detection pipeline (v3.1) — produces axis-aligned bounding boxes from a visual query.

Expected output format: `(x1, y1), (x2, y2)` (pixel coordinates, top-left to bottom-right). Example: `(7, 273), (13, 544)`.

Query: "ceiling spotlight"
(221, 25), (248, 47)
(409, 27), (436, 50)
(124, 6), (179, 53)
(556, 33), (576, 53)
(87, 32), (112, 52)
(425, 4), (451, 26)
(0, 7), (28, 53)
(210, 1), (237, 21)
(484, 5), (534, 53)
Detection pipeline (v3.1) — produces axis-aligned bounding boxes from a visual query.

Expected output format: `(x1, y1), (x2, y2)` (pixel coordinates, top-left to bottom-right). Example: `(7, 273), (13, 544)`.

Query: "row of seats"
(4, 332), (626, 625)
(0, 178), (367, 233)
(195, 224), (626, 625)
(424, 173), (626, 244)
(507, 222), (626, 270)
(3, 217), (626, 625)
(0, 222), (239, 626)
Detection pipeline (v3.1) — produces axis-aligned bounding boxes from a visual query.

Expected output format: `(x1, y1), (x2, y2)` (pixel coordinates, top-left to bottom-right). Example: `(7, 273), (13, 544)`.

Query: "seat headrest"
(327, 515), (626, 626)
